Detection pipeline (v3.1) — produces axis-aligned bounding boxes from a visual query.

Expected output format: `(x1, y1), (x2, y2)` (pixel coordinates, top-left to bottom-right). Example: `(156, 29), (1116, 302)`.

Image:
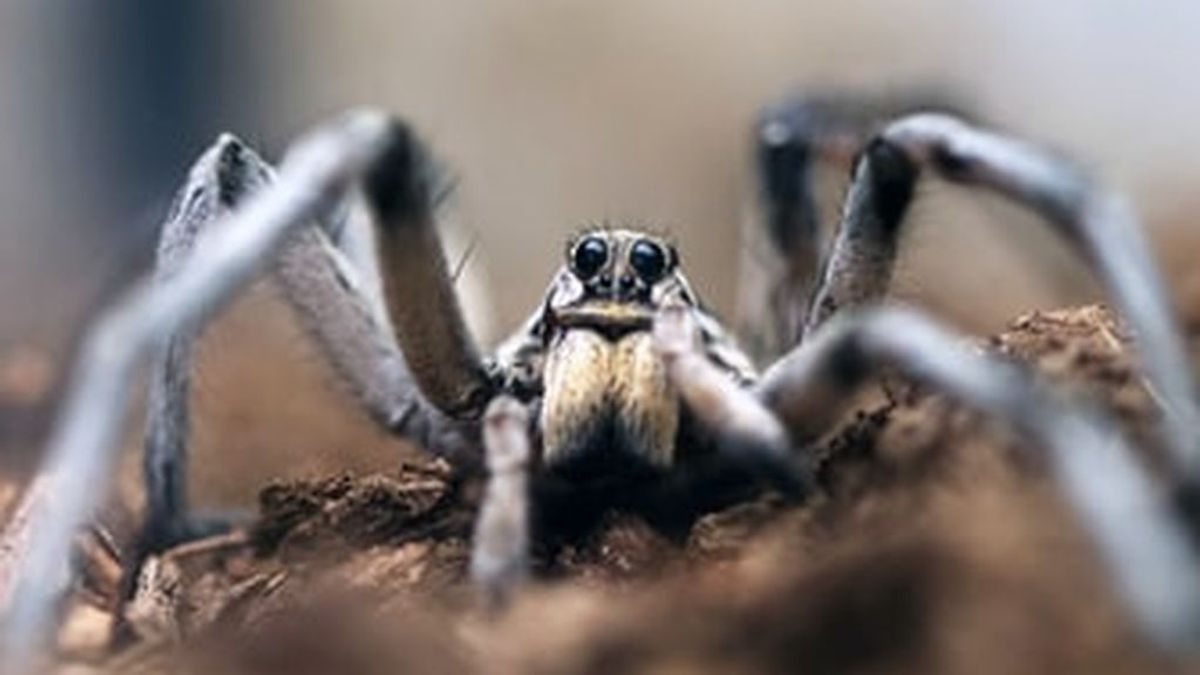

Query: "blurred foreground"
(15, 305), (1191, 674)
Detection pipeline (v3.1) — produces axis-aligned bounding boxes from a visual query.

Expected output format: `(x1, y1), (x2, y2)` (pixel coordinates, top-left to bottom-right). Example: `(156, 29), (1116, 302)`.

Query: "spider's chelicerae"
(6, 92), (1200, 665)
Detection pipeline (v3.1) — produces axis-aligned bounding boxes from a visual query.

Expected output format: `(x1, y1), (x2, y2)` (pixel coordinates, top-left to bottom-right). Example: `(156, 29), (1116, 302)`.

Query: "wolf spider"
(5, 93), (1200, 667)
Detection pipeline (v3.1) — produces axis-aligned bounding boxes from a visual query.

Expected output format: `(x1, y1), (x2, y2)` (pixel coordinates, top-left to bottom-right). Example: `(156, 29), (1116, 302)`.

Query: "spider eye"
(571, 236), (608, 279)
(629, 239), (668, 282)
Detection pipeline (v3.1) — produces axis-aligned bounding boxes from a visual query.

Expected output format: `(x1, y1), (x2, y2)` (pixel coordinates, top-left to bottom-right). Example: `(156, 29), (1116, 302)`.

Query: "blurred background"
(2, 1), (1199, 509)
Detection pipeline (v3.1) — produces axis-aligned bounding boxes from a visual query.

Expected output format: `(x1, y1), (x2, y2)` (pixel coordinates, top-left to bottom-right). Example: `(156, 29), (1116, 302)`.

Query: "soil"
(38, 305), (1200, 673)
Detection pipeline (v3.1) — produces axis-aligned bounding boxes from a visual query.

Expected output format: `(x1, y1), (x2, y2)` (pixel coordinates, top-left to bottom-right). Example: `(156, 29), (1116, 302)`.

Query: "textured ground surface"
(13, 304), (1200, 674)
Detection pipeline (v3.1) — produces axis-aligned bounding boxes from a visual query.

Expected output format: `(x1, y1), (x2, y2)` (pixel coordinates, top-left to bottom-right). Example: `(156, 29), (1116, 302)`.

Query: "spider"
(4, 93), (1200, 669)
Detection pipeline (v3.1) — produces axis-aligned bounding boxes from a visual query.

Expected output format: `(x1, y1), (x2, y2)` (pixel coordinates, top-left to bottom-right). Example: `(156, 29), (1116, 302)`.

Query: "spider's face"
(537, 229), (700, 477)
(544, 229), (695, 337)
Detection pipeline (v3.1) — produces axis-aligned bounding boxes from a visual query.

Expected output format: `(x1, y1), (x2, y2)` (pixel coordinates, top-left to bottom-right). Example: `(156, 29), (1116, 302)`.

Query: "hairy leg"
(652, 303), (811, 499)
(140, 133), (272, 557)
(758, 305), (1200, 653)
(471, 396), (532, 611)
(140, 117), (490, 564)
(0, 111), (395, 670)
(746, 90), (968, 355)
(277, 124), (492, 460)
(805, 113), (1200, 481)
(363, 123), (495, 419)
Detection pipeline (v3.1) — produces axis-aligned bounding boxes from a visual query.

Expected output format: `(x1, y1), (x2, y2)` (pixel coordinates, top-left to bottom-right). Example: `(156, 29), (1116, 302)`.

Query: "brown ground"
(26, 305), (1200, 673)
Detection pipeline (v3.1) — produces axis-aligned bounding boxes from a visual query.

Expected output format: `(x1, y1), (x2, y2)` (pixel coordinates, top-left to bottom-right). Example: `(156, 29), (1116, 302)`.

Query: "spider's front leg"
(471, 396), (532, 611)
(359, 137), (536, 606)
(652, 303), (811, 499)
(360, 122), (496, 419)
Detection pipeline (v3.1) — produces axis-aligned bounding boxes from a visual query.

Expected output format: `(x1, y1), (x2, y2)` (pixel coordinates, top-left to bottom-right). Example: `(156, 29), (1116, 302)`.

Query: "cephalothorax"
(7, 94), (1200, 667)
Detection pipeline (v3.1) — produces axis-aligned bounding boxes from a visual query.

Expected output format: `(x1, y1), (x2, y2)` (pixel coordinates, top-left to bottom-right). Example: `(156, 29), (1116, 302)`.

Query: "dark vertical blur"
(0, 1), (271, 346)
(0, 1), (266, 471)
(38, 0), (262, 257)
(72, 1), (225, 234)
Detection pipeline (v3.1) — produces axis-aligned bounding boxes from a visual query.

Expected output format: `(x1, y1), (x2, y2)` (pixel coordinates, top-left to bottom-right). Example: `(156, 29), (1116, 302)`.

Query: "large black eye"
(630, 239), (668, 282)
(571, 236), (608, 279)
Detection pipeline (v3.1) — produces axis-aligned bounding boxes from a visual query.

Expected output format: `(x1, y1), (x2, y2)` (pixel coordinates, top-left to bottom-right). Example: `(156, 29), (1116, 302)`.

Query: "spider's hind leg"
(805, 112), (1200, 483)
(748, 89), (968, 356)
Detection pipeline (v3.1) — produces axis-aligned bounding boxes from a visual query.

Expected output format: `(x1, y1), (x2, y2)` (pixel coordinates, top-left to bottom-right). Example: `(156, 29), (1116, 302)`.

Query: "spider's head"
(545, 228), (697, 338)
(534, 227), (698, 476)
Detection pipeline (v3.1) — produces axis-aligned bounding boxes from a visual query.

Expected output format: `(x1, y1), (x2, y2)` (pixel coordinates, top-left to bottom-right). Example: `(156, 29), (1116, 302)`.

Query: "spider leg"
(142, 115), (493, 550)
(0, 111), (395, 670)
(276, 123), (491, 460)
(471, 396), (532, 611)
(136, 128), (458, 596)
(757, 306), (1200, 652)
(270, 120), (495, 469)
(0, 475), (57, 613)
(652, 303), (811, 499)
(139, 133), (273, 560)
(751, 90), (969, 353)
(804, 113), (1200, 481)
(362, 122), (495, 419)
(139, 120), (488, 612)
